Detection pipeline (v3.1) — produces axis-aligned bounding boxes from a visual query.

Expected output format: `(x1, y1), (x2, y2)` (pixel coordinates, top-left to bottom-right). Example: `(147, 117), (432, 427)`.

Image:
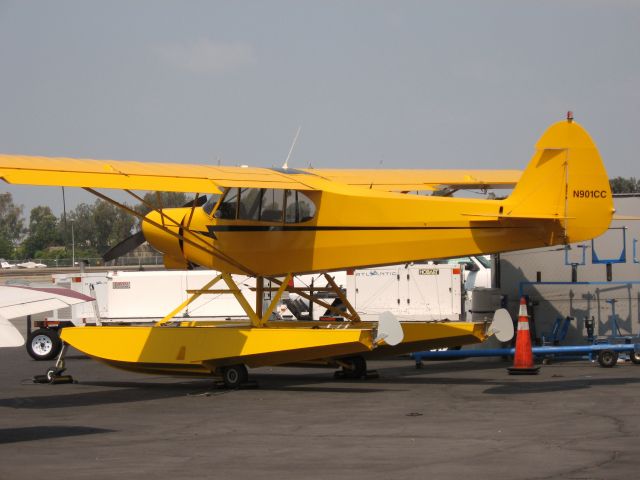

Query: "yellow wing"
(0, 154), (520, 193)
(307, 168), (521, 191)
(0, 155), (316, 193)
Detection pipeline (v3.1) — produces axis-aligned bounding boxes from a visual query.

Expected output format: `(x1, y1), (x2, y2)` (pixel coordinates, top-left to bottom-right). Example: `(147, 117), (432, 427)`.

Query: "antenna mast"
(282, 126), (301, 169)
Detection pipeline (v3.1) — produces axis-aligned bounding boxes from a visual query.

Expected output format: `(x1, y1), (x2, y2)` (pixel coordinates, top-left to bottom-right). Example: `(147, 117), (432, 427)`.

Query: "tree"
(66, 203), (96, 255)
(63, 200), (135, 257)
(610, 177), (640, 194)
(134, 192), (189, 216)
(93, 200), (135, 252)
(0, 193), (24, 258)
(22, 206), (60, 258)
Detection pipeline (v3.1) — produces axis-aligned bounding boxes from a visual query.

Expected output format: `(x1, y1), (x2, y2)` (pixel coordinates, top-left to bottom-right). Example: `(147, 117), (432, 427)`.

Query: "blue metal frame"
(517, 280), (640, 299)
(518, 280), (640, 341)
(411, 343), (640, 361)
(633, 238), (638, 264)
(564, 243), (587, 266)
(592, 227), (627, 264)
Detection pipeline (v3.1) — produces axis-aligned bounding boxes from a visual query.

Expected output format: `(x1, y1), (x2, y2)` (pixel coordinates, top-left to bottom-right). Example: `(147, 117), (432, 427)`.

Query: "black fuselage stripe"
(205, 225), (518, 233)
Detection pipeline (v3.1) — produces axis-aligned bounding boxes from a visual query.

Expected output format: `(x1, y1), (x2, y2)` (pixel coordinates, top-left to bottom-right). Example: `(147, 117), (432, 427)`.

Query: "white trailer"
(285, 261), (485, 322)
(346, 264), (465, 321)
(50, 270), (257, 323)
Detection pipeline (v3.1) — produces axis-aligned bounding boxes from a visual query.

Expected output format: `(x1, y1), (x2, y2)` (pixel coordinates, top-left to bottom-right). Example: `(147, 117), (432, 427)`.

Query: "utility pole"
(71, 221), (75, 266)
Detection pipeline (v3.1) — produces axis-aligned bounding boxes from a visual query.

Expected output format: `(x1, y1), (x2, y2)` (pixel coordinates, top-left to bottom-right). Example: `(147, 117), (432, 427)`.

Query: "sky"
(1, 0), (639, 215)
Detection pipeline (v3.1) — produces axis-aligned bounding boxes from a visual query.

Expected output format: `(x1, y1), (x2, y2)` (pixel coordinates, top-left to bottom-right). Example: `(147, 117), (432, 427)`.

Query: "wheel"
(220, 364), (248, 388)
(597, 349), (618, 368)
(341, 356), (367, 378)
(27, 329), (61, 361)
(629, 351), (640, 365)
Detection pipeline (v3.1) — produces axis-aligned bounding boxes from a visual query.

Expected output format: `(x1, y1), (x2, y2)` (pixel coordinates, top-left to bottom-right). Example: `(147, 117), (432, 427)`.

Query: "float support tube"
(411, 343), (640, 361)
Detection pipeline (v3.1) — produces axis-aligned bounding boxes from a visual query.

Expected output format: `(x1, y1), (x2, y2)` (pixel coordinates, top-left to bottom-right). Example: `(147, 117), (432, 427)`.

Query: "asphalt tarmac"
(1, 334), (640, 480)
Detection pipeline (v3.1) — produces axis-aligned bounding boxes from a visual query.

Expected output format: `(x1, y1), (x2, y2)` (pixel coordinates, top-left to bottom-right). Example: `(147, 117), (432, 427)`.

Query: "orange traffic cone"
(508, 297), (540, 375)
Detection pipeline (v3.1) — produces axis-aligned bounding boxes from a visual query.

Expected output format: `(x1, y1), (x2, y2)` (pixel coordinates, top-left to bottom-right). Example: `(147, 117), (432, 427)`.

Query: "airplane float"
(0, 115), (614, 386)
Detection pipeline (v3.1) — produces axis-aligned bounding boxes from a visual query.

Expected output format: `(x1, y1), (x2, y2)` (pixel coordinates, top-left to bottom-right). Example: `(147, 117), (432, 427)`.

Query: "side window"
(284, 190), (297, 223)
(260, 189), (284, 222)
(238, 188), (262, 221)
(297, 192), (315, 222)
(284, 190), (316, 223)
(216, 188), (239, 219)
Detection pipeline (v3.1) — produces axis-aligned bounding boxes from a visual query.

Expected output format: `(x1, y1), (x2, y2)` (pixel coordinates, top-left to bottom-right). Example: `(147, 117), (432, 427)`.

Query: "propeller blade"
(102, 230), (146, 262)
(102, 195), (206, 262)
(181, 195), (207, 208)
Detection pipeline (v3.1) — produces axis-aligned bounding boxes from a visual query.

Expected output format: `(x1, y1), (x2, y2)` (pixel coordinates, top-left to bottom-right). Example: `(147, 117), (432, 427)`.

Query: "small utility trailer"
(411, 342), (640, 368)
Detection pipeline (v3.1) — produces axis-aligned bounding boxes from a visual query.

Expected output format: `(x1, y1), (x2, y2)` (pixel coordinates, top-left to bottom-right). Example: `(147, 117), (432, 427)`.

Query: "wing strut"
(268, 276), (361, 322)
(156, 273), (293, 328)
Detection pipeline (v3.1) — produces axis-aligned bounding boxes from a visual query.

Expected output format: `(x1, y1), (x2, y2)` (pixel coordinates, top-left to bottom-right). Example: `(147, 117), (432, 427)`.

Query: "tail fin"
(503, 118), (614, 243)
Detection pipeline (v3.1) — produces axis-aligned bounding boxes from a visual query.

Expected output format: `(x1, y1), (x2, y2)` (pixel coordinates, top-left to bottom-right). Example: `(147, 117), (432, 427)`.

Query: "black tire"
(629, 351), (640, 365)
(221, 364), (248, 388)
(342, 356), (367, 378)
(597, 349), (618, 368)
(27, 329), (61, 361)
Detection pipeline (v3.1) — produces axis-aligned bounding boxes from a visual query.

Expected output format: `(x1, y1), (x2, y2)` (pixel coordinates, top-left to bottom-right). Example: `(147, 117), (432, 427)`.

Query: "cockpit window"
(285, 190), (315, 223)
(284, 190), (297, 223)
(297, 192), (315, 222)
(215, 188), (316, 223)
(238, 188), (262, 220)
(202, 194), (221, 215)
(261, 189), (284, 222)
(216, 188), (239, 219)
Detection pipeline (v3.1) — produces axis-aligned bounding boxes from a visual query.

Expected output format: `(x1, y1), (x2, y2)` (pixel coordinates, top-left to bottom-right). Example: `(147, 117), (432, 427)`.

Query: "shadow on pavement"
(0, 380), (210, 409)
(0, 425), (114, 444)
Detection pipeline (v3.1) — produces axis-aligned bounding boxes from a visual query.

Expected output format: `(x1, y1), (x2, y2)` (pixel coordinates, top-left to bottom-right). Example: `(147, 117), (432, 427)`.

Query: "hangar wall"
(497, 196), (640, 344)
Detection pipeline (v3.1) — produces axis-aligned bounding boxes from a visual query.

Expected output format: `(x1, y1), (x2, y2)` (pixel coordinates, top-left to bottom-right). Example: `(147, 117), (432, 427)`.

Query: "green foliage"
(0, 193), (25, 258)
(134, 192), (189, 216)
(92, 200), (135, 252)
(64, 199), (135, 254)
(0, 236), (13, 259)
(2, 190), (198, 260)
(22, 206), (61, 258)
(610, 177), (640, 194)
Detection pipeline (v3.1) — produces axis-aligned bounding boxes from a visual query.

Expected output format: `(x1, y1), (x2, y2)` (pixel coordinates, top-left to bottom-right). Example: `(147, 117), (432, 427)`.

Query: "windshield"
(202, 194), (221, 215)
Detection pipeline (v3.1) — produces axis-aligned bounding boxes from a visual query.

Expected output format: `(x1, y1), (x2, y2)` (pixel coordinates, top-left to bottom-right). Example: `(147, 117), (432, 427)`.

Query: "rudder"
(504, 117), (613, 243)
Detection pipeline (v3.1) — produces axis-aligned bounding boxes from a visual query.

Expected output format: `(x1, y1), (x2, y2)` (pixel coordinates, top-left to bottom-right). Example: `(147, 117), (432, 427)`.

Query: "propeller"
(103, 230), (146, 262)
(101, 195), (207, 262)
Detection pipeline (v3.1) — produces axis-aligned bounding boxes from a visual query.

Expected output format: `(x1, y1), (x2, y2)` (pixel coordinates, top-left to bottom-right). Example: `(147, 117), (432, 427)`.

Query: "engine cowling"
(141, 208), (191, 268)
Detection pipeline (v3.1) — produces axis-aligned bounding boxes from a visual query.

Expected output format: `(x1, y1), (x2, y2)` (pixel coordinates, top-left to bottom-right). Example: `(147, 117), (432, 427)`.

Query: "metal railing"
(5, 256), (165, 268)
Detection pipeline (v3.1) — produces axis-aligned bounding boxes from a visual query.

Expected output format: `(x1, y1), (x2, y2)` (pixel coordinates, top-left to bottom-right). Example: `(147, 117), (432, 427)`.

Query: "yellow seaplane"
(0, 115), (614, 386)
